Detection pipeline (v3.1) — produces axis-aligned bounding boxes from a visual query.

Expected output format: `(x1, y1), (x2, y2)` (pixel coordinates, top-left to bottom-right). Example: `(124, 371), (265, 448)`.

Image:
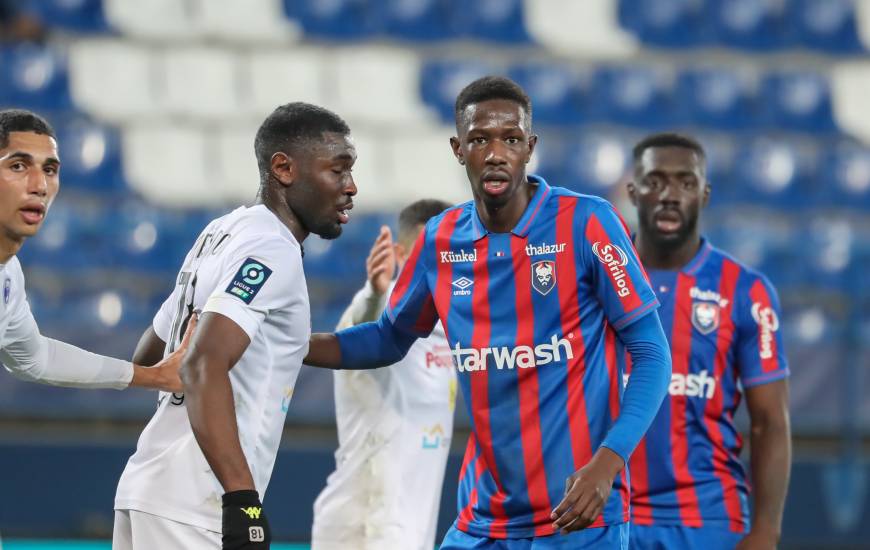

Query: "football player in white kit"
(311, 199), (456, 550)
(113, 103), (357, 550)
(0, 109), (190, 393)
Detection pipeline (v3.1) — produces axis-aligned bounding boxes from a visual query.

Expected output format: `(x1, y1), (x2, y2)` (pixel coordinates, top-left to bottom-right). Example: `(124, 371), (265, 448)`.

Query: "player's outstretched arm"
(181, 310), (271, 549)
(305, 333), (343, 368)
(736, 380), (791, 550)
(1, 308), (194, 392)
(551, 312), (671, 533)
(305, 313), (419, 370)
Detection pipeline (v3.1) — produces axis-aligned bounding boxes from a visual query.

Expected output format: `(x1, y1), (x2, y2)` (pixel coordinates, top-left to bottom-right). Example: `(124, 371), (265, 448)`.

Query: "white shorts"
(112, 509), (220, 550)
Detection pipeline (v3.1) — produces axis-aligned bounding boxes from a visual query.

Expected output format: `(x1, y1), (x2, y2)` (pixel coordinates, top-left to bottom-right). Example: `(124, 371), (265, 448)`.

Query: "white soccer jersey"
(311, 281), (456, 550)
(115, 204), (310, 533)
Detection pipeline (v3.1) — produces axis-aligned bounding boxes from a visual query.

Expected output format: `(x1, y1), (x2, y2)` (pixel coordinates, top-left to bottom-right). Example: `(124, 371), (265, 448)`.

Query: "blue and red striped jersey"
(624, 239), (789, 533)
(385, 176), (659, 538)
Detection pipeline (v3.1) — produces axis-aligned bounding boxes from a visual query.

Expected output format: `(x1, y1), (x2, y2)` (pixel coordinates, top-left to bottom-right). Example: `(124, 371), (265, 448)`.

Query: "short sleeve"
(384, 227), (437, 336)
(736, 274), (790, 388)
(581, 200), (659, 330)
(202, 235), (302, 341)
(152, 293), (175, 343)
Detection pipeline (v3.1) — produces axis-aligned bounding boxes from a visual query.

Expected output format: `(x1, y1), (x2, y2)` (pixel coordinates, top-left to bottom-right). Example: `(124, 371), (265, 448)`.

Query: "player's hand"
(550, 447), (624, 534)
(130, 312), (198, 392)
(366, 225), (396, 296)
(735, 529), (779, 550)
(222, 490), (271, 549)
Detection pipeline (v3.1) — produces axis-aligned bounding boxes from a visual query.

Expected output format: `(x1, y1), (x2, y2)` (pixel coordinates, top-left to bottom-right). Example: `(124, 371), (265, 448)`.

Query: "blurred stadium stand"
(1, 0), (869, 546)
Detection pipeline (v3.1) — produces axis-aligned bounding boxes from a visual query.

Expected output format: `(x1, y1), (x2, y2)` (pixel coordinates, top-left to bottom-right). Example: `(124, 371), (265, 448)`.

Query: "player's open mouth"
(481, 172), (511, 196)
(337, 202), (353, 224)
(19, 203), (46, 225)
(654, 209), (682, 233)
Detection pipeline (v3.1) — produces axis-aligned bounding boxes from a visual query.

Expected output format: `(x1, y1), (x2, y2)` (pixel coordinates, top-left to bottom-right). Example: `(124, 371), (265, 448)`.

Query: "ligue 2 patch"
(531, 260), (556, 296)
(225, 258), (272, 304)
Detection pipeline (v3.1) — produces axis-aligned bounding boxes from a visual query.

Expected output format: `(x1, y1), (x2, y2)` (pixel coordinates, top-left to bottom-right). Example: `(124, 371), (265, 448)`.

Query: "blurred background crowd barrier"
(0, 0), (868, 547)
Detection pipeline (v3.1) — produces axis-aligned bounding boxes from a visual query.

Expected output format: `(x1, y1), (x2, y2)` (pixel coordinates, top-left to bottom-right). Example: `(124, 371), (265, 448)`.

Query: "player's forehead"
(0, 131), (59, 162)
(460, 99), (529, 134)
(638, 146), (703, 176)
(308, 131), (356, 164)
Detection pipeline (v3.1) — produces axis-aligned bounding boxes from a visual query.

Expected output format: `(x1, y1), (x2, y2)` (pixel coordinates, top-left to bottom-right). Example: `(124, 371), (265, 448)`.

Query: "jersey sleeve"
(152, 293), (175, 343)
(581, 200), (659, 330)
(735, 273), (790, 388)
(202, 235), (303, 341)
(383, 228), (437, 337)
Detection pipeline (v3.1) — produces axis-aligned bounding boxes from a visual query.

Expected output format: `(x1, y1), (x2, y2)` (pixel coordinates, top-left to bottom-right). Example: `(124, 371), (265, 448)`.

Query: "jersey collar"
(471, 174), (551, 241)
(682, 237), (714, 276)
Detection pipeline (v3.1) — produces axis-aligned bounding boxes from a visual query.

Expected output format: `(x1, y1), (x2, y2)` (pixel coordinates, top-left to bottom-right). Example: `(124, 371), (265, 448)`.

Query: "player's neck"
(0, 233), (23, 264)
(259, 197), (308, 244)
(635, 232), (701, 271)
(475, 178), (535, 234)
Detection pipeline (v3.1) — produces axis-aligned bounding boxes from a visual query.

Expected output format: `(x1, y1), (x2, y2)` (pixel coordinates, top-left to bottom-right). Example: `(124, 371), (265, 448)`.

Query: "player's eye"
(682, 178), (697, 189)
(10, 162), (26, 171)
(505, 137), (521, 145)
(471, 137), (487, 145)
(44, 166), (58, 176)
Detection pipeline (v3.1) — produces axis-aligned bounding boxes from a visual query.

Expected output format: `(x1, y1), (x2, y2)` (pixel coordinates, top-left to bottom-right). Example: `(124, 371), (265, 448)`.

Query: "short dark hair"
(0, 109), (55, 150)
(398, 199), (451, 244)
(254, 102), (350, 182)
(633, 132), (706, 165)
(454, 76), (532, 129)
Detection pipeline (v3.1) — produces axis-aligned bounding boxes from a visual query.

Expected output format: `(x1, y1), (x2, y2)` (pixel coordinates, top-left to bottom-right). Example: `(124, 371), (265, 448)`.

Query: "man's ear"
(526, 134), (538, 164)
(394, 242), (408, 265)
(626, 180), (639, 207)
(270, 151), (295, 187)
(450, 136), (464, 165)
(702, 180), (711, 208)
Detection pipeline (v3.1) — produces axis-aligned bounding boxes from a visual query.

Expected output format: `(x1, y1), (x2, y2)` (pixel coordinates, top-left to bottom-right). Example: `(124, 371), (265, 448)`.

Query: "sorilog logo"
(591, 242), (631, 297)
(751, 302), (780, 359)
(451, 334), (573, 372)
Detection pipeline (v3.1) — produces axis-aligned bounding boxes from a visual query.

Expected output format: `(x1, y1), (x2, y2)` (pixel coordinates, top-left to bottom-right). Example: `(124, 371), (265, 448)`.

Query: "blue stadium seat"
(29, 0), (109, 33)
(56, 117), (125, 192)
(618, 0), (709, 48)
(379, 0), (456, 42)
(103, 202), (200, 273)
(797, 215), (858, 290)
(788, 0), (864, 54)
(818, 139), (870, 208)
(419, 59), (498, 121)
(16, 199), (107, 269)
(559, 132), (631, 194)
(710, 0), (788, 51)
(0, 44), (70, 111)
(730, 136), (813, 207)
(507, 63), (586, 126)
(591, 65), (675, 128)
(692, 133), (738, 203)
(455, 0), (530, 43)
(676, 67), (756, 130)
(760, 70), (835, 132)
(283, 0), (379, 40)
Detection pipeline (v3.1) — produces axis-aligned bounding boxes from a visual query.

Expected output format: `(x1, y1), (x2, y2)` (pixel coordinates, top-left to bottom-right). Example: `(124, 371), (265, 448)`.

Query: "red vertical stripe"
(705, 259), (747, 532)
(511, 235), (553, 536)
(466, 237), (510, 536)
(457, 434), (485, 532)
(432, 210), (462, 339)
(605, 326), (631, 522)
(585, 214), (643, 312)
(389, 228), (425, 311)
(555, 198), (591, 473)
(749, 279), (780, 373)
(671, 273), (703, 527)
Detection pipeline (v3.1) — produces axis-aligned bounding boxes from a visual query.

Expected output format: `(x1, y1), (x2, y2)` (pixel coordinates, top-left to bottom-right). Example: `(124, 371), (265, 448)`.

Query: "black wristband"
(222, 490), (261, 507)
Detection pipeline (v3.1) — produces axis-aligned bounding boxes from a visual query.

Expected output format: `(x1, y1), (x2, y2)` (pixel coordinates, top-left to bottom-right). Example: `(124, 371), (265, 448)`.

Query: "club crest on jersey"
(226, 258), (273, 305)
(3, 278), (9, 305)
(692, 301), (720, 335)
(531, 260), (556, 296)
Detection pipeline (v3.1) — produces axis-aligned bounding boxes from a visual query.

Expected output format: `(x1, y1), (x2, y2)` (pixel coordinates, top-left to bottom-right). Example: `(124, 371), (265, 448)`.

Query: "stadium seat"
(246, 48), (326, 116)
(283, 0), (379, 41)
(831, 61), (870, 144)
(380, 0), (457, 42)
(121, 124), (218, 207)
(419, 59), (499, 122)
(214, 124), (262, 203)
(0, 44), (70, 111)
(820, 138), (870, 208)
(507, 62), (588, 126)
(693, 132), (738, 199)
(162, 47), (242, 121)
(731, 136), (816, 207)
(591, 65), (675, 128)
(332, 46), (432, 124)
(676, 67), (757, 130)
(198, 0), (301, 43)
(67, 40), (159, 122)
(387, 126), (468, 207)
(29, 0), (109, 33)
(799, 215), (858, 289)
(760, 70), (835, 132)
(456, 0), (530, 43)
(618, 0), (709, 48)
(103, 0), (204, 40)
(103, 202), (183, 273)
(788, 0), (864, 54)
(559, 132), (631, 194)
(710, 0), (788, 51)
(55, 117), (125, 192)
(526, 0), (637, 56)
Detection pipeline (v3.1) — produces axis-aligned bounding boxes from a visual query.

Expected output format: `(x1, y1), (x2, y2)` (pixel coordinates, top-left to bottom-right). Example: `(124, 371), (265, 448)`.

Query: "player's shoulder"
(5, 255), (25, 283)
(705, 241), (778, 296)
(545, 185), (617, 216)
(420, 201), (471, 238)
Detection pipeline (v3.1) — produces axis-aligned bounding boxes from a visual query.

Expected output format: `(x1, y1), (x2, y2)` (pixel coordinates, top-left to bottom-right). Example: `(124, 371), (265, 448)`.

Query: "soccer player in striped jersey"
(624, 133), (791, 550)
(306, 76), (672, 549)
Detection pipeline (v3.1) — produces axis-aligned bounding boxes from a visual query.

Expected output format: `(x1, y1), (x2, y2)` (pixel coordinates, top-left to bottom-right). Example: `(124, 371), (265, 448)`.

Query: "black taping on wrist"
(222, 490), (260, 507)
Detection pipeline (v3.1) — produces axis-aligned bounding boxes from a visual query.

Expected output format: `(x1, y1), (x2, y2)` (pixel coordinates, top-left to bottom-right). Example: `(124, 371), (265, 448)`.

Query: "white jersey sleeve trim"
(202, 294), (263, 341)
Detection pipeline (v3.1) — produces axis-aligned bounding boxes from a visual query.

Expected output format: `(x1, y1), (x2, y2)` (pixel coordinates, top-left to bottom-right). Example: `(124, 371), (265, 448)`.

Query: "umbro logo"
(452, 277), (473, 296)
